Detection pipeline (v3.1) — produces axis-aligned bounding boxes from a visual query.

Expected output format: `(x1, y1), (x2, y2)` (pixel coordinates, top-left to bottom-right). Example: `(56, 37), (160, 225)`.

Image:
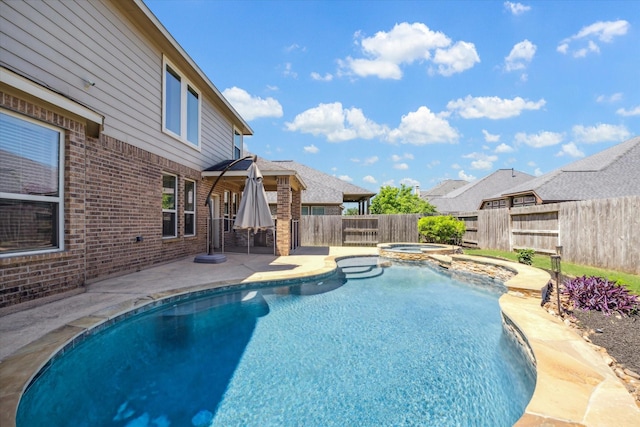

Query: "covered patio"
(202, 156), (306, 256)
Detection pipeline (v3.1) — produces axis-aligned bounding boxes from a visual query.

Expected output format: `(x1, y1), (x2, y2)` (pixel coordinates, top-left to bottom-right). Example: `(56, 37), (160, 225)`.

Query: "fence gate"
(342, 216), (379, 246)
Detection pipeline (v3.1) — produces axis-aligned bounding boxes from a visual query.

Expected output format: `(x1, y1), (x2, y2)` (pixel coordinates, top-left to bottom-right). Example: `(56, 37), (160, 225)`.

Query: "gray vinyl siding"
(0, 0), (234, 169)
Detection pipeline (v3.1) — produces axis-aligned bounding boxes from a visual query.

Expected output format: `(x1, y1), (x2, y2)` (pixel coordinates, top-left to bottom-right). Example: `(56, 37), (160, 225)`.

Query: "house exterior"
(0, 0), (298, 310)
(264, 160), (376, 215)
(426, 169), (535, 214)
(480, 137), (640, 209)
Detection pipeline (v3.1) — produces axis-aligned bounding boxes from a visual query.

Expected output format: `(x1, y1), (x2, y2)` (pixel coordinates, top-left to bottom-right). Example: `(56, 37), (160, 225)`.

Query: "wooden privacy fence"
(456, 196), (640, 274)
(300, 214), (422, 247)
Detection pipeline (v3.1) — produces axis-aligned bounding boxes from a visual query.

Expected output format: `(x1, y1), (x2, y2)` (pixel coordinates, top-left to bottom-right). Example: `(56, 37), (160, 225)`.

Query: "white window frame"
(162, 56), (201, 150)
(233, 128), (242, 159)
(0, 109), (65, 257)
(184, 179), (196, 237)
(162, 173), (178, 238)
(311, 206), (325, 215)
(223, 190), (230, 232)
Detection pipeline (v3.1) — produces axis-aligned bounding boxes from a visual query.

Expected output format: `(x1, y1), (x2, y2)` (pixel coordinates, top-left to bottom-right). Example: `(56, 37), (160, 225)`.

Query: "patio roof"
(202, 156), (306, 192)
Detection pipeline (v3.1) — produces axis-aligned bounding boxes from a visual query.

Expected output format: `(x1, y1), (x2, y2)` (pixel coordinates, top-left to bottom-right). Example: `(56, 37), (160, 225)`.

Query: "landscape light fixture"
(550, 254), (562, 317)
(556, 245), (563, 256)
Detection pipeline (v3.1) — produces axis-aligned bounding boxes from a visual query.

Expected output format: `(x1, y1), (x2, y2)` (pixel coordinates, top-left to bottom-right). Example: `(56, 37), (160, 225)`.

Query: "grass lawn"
(463, 248), (640, 295)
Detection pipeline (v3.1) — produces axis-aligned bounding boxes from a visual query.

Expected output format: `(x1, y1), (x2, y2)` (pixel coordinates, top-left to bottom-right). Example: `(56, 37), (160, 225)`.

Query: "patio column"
(276, 176), (291, 256)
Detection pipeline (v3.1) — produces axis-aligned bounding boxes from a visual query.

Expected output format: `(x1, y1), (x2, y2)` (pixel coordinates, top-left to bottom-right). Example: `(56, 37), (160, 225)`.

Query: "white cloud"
(310, 72), (334, 82)
(504, 2), (531, 15)
(463, 152), (498, 170)
(283, 62), (298, 78)
(597, 93), (623, 103)
(432, 41), (480, 76)
(482, 129), (501, 142)
(340, 22), (478, 79)
(556, 142), (585, 158)
(451, 163), (461, 170)
(394, 163), (409, 170)
(284, 43), (305, 53)
(558, 20), (629, 57)
(363, 156), (379, 165)
(458, 170), (476, 181)
(515, 131), (564, 148)
(339, 175), (353, 182)
(447, 96), (546, 119)
(391, 153), (413, 161)
(527, 161), (536, 167)
(387, 106), (459, 144)
(495, 143), (514, 153)
(616, 106), (640, 117)
(400, 178), (420, 187)
(304, 144), (319, 154)
(534, 168), (543, 177)
(285, 102), (388, 142)
(572, 124), (630, 143)
(505, 40), (536, 71)
(222, 87), (283, 121)
(363, 175), (377, 184)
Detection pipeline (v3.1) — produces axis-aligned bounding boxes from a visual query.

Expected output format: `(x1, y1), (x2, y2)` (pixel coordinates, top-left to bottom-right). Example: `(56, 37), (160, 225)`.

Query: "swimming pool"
(17, 257), (535, 426)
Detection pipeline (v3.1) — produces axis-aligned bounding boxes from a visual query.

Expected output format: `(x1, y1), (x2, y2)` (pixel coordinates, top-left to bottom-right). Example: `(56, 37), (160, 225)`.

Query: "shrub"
(516, 249), (535, 265)
(563, 275), (639, 316)
(418, 215), (465, 244)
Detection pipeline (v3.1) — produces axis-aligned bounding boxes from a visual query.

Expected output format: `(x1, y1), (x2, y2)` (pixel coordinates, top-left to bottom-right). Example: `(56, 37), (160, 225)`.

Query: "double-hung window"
(184, 179), (195, 236)
(162, 174), (177, 238)
(0, 110), (64, 256)
(163, 56), (201, 149)
(233, 129), (242, 159)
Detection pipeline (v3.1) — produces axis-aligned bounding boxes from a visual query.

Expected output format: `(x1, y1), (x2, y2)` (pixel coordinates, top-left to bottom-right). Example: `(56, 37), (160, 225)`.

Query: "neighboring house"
(0, 0), (299, 310)
(428, 169), (535, 214)
(481, 136), (640, 209)
(265, 160), (376, 215)
(419, 179), (468, 201)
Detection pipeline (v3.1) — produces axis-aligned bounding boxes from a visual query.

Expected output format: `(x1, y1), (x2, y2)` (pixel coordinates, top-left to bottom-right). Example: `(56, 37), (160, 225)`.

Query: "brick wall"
(1, 92), (86, 307)
(0, 92), (221, 308)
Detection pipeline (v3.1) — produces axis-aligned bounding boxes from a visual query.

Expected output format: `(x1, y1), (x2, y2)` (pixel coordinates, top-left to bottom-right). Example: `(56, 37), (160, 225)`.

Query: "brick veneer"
(0, 92), (218, 308)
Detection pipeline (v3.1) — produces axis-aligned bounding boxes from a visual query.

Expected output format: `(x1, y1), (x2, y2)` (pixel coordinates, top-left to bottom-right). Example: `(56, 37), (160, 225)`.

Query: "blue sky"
(145, 0), (639, 193)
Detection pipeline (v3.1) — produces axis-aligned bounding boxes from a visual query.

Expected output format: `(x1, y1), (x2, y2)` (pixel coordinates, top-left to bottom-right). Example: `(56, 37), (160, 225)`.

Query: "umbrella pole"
(247, 229), (250, 255)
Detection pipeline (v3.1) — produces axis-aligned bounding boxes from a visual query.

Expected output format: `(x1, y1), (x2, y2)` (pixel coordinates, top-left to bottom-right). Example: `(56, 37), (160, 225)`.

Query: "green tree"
(370, 185), (436, 214)
(343, 207), (360, 215)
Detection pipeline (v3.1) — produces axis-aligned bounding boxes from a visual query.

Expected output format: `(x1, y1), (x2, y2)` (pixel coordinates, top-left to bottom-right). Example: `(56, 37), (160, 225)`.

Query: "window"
(223, 190), (230, 232)
(162, 174), (177, 238)
(233, 129), (242, 159)
(163, 57), (201, 148)
(0, 110), (64, 256)
(232, 192), (238, 222)
(301, 206), (309, 216)
(184, 179), (196, 236)
(311, 206), (325, 215)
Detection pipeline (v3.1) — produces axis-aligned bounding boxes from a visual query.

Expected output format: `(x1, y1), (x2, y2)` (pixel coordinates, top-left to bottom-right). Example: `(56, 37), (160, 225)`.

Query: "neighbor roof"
(429, 169), (535, 213)
(266, 160), (375, 205)
(499, 136), (640, 202)
(420, 179), (469, 199)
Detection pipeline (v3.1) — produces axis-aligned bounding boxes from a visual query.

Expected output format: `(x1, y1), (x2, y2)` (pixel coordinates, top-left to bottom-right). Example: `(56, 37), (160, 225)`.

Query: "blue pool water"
(17, 258), (535, 427)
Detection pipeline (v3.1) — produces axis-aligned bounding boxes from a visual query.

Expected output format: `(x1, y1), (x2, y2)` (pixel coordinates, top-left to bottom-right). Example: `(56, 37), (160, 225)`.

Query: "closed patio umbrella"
(234, 161), (274, 253)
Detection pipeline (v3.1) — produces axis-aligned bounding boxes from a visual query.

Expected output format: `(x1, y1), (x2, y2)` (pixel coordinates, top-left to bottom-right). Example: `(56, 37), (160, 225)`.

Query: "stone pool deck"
(1, 247), (638, 426)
